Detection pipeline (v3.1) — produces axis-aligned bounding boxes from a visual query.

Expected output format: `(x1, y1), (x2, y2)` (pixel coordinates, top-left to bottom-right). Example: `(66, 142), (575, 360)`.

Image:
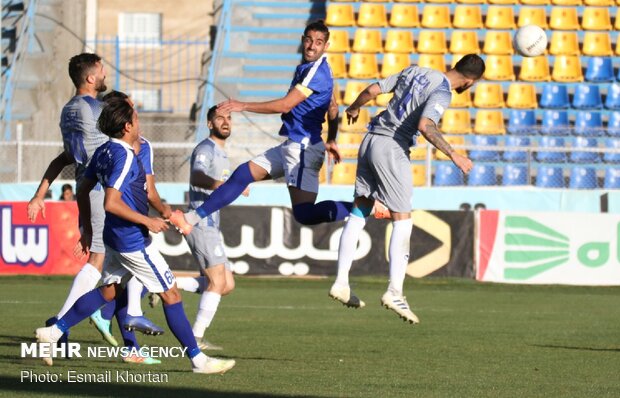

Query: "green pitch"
(1, 276), (620, 397)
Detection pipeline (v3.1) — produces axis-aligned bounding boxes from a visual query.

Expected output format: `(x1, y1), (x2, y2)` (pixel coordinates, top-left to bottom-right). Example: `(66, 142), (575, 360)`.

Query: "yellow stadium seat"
(585, 0), (613, 4)
(327, 53), (347, 78)
(376, 92), (394, 107)
(549, 7), (580, 30)
(474, 83), (505, 108)
(326, 4), (356, 27)
(615, 9), (620, 30)
(450, 53), (466, 69)
(474, 110), (506, 134)
(517, 7), (548, 28)
(389, 4), (420, 28)
(506, 83), (538, 109)
(333, 82), (343, 105)
(421, 5), (452, 28)
(425, 0), (453, 3)
(340, 108), (371, 133)
(551, 55), (583, 82)
(331, 163), (357, 185)
(328, 30), (351, 53)
(348, 53), (380, 79)
(520, 0), (550, 5)
(582, 7), (612, 30)
(449, 31), (481, 54)
(615, 40), (620, 56)
(482, 31), (514, 55)
(416, 30), (447, 54)
(435, 136), (467, 160)
(343, 81), (374, 106)
(450, 89), (472, 108)
(453, 6), (484, 28)
(352, 29), (383, 53)
(489, 0), (517, 4)
(357, 3), (388, 27)
(485, 6), (516, 29)
(384, 30), (415, 53)
(440, 109), (472, 134)
(395, 0), (420, 3)
(418, 54), (446, 72)
(483, 55), (515, 81)
(582, 32), (613, 57)
(337, 132), (364, 159)
(457, 0), (485, 3)
(319, 164), (326, 184)
(411, 136), (428, 161)
(381, 53), (411, 77)
(551, 0), (581, 4)
(519, 56), (551, 81)
(412, 164), (427, 187)
(549, 31), (579, 56)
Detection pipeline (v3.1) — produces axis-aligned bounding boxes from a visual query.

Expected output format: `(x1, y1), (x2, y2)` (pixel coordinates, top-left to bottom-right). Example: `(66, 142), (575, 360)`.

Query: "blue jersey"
(137, 137), (154, 176)
(85, 138), (150, 252)
(279, 54), (333, 144)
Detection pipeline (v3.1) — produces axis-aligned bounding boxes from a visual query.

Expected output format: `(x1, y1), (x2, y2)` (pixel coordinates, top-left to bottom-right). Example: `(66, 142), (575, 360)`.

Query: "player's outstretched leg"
(123, 277), (164, 335)
(89, 301), (119, 346)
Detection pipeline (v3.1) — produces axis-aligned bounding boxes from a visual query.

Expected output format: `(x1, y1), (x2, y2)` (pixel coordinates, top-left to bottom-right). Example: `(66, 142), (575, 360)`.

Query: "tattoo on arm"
(421, 122), (454, 158)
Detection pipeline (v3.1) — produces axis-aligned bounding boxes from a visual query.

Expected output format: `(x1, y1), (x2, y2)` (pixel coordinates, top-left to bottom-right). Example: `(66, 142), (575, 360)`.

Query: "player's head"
(301, 20), (330, 63)
(98, 97), (139, 141)
(207, 105), (232, 140)
(451, 54), (485, 94)
(68, 53), (107, 92)
(102, 90), (135, 108)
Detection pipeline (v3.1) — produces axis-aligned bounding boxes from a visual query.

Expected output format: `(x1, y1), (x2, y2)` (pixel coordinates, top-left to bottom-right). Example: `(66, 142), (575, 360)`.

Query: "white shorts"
(252, 138), (325, 194)
(101, 243), (176, 293)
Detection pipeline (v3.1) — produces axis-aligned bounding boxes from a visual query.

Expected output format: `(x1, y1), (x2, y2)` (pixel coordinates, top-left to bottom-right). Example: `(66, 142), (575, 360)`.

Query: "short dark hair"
(102, 90), (128, 102)
(454, 54), (485, 80)
(207, 105), (218, 122)
(61, 183), (73, 192)
(68, 53), (102, 88)
(304, 20), (329, 41)
(98, 97), (134, 139)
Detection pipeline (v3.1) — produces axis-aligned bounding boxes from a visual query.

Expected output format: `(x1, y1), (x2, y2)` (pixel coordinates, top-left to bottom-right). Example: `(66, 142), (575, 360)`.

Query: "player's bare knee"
(100, 284), (119, 301)
(159, 286), (182, 305)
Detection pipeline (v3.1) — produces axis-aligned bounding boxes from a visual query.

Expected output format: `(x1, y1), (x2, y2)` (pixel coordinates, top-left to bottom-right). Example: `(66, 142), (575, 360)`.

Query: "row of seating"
(330, 0), (618, 6)
(326, 3), (620, 30)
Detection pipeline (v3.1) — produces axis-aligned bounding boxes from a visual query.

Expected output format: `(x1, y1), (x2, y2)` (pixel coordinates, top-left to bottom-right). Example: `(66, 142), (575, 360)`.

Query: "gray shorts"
(86, 189), (105, 254)
(252, 138), (325, 194)
(355, 134), (413, 213)
(184, 223), (231, 270)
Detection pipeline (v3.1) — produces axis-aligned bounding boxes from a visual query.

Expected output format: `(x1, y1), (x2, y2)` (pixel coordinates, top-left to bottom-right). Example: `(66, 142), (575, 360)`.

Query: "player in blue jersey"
(329, 54), (485, 324)
(169, 20), (351, 235)
(35, 98), (235, 374)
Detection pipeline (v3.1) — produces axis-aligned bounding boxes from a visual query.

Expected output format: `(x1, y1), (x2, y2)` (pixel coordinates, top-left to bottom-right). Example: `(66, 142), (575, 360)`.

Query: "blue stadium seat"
(434, 162), (464, 186)
(469, 135), (499, 161)
(507, 109), (536, 135)
(540, 84), (570, 109)
(536, 166), (565, 188)
(503, 164), (529, 186)
(541, 110), (570, 136)
(607, 111), (620, 137)
(585, 57), (614, 82)
(536, 136), (567, 162)
(574, 111), (604, 137)
(569, 167), (598, 189)
(468, 165), (497, 186)
(603, 138), (620, 163)
(572, 84), (603, 109)
(503, 136), (531, 162)
(570, 137), (600, 163)
(605, 83), (620, 110)
(603, 168), (620, 189)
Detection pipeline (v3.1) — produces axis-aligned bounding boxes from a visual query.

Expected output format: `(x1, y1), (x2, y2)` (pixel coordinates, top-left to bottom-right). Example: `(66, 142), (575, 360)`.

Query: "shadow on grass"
(532, 344), (620, 352)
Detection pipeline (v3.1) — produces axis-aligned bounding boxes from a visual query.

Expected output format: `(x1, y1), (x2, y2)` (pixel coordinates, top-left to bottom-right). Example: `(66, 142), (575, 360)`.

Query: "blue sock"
(100, 300), (116, 321)
(163, 301), (200, 359)
(56, 289), (110, 333)
(292, 201), (353, 225)
(195, 162), (254, 218)
(113, 289), (139, 348)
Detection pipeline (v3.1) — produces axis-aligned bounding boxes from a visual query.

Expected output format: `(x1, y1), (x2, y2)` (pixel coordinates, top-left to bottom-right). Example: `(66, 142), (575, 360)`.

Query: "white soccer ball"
(513, 25), (548, 57)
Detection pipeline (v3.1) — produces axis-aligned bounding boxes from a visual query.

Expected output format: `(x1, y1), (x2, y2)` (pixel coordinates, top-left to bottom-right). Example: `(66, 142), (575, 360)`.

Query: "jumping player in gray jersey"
(329, 54), (485, 324)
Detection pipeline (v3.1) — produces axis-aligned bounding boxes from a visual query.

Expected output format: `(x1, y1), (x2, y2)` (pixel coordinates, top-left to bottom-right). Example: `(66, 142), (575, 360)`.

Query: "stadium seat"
(337, 132), (363, 159)
(468, 165), (497, 186)
(456, 0), (485, 4)
(574, 111), (604, 137)
(381, 53), (410, 77)
(604, 168), (620, 188)
(541, 110), (571, 136)
(540, 84), (570, 108)
(549, 7), (580, 30)
(484, 55), (515, 81)
(425, 0), (453, 3)
(395, 0), (421, 2)
(376, 92), (394, 107)
(450, 89), (472, 108)
(389, 4), (420, 28)
(449, 31), (480, 55)
(489, 0), (517, 4)
(440, 109), (472, 134)
(416, 30), (447, 54)
(519, 56), (550, 82)
(348, 53), (380, 79)
(417, 54), (446, 72)
(384, 30), (415, 53)
(552, 0), (581, 4)
(609, 112), (620, 137)
(582, 32), (613, 57)
(469, 135), (499, 161)
(473, 83), (505, 108)
(411, 164), (426, 187)
(504, 136), (531, 162)
(585, 0), (613, 5)
(411, 135), (428, 161)
(482, 31), (514, 55)
(536, 166), (565, 188)
(327, 53), (347, 78)
(549, 31), (579, 56)
(340, 108), (371, 134)
(551, 55), (583, 82)
(506, 83), (538, 109)
(328, 30), (351, 53)
(453, 5), (484, 28)
(343, 81), (373, 106)
(333, 82), (343, 105)
(503, 164), (529, 186)
(572, 84), (603, 109)
(331, 163), (357, 185)
(485, 6), (516, 29)
(357, 3), (389, 27)
(536, 136), (567, 162)
(585, 57), (614, 82)
(616, 8), (620, 30)
(435, 136), (467, 160)
(421, 5), (452, 28)
(474, 110), (506, 134)
(582, 7), (611, 30)
(569, 167), (598, 189)
(326, 4), (356, 27)
(352, 29), (383, 53)
(605, 83), (620, 110)
(507, 109), (536, 135)
(570, 136), (600, 163)
(434, 162), (464, 186)
(517, 7), (549, 28)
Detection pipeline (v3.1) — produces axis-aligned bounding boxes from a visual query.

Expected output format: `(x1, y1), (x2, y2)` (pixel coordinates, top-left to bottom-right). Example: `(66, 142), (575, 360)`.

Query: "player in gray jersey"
(329, 54), (485, 325)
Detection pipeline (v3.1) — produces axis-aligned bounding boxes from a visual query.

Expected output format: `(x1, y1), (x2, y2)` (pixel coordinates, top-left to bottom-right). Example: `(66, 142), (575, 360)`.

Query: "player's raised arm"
(28, 151), (74, 222)
(217, 86), (308, 115)
(345, 83), (381, 125)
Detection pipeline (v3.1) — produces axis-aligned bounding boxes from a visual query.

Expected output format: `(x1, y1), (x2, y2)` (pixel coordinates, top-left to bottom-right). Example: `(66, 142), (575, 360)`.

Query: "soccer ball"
(513, 25), (547, 57)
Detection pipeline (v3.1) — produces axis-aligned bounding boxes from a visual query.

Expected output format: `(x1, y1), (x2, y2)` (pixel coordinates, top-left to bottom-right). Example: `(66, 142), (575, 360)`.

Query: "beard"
(211, 129), (230, 140)
(95, 80), (107, 93)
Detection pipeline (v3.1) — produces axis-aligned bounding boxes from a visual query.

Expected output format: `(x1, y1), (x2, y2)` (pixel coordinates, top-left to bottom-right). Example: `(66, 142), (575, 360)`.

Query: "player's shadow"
(531, 344), (620, 352)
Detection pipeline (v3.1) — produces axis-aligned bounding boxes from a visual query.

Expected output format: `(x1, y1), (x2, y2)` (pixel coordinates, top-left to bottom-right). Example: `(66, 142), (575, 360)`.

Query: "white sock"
(387, 219), (413, 297)
(191, 352), (208, 369)
(126, 277), (144, 317)
(185, 210), (202, 226)
(192, 292), (221, 339)
(176, 277), (206, 293)
(335, 214), (367, 287)
(57, 263), (101, 318)
(49, 324), (64, 341)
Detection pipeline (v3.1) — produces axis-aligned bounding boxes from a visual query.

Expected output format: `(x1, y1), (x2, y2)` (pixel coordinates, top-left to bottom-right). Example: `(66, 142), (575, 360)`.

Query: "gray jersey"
(188, 137), (230, 228)
(368, 66), (452, 147)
